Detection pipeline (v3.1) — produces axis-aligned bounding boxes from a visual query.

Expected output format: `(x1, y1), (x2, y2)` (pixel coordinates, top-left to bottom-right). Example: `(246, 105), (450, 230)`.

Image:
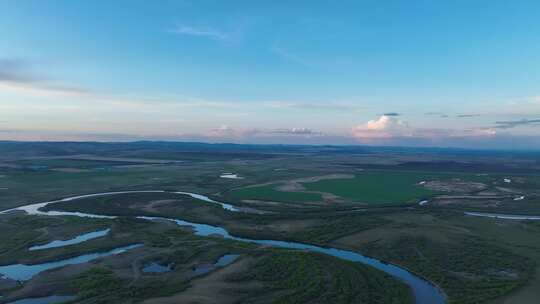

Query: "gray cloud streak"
(0, 58), (42, 83)
(0, 58), (91, 96)
(456, 114), (480, 118)
(494, 119), (540, 129)
(425, 112), (449, 118)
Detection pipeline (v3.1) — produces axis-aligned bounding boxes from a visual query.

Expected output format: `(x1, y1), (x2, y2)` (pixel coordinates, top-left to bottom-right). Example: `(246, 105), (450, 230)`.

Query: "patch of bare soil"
(436, 195), (505, 200)
(24, 155), (180, 164)
(51, 168), (91, 173)
(265, 219), (321, 233)
(273, 174), (354, 204)
(492, 266), (540, 304)
(290, 174), (354, 184)
(333, 226), (455, 250)
(0, 277), (18, 291)
(431, 197), (503, 207)
(241, 199), (284, 207)
(239, 199), (317, 211)
(143, 257), (260, 304)
(236, 174), (353, 192)
(495, 187), (522, 194)
(422, 180), (487, 193)
(476, 190), (502, 196)
(136, 199), (179, 213)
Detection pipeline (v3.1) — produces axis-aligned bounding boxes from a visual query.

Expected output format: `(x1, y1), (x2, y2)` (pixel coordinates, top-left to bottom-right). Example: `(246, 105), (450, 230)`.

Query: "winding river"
(0, 191), (446, 304)
(28, 229), (110, 251)
(464, 211), (540, 220)
(0, 244), (142, 281)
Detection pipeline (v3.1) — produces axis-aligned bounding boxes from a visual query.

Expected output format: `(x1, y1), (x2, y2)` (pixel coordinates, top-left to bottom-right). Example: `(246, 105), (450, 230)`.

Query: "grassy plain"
(303, 170), (436, 204)
(226, 250), (412, 304)
(331, 212), (535, 304)
(228, 184), (323, 203)
(1, 142), (540, 304)
(42, 191), (540, 304)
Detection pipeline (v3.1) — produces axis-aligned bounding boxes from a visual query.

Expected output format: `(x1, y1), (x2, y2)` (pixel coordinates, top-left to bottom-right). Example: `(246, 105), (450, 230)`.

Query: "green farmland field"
(302, 171), (437, 204)
(228, 185), (323, 203)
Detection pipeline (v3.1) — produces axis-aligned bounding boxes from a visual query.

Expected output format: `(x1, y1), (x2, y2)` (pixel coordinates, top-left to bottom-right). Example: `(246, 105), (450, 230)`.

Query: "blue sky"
(1, 0), (539, 148)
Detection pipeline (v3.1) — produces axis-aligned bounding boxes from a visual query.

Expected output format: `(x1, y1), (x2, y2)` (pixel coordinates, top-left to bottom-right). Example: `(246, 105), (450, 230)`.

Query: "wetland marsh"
(0, 142), (538, 304)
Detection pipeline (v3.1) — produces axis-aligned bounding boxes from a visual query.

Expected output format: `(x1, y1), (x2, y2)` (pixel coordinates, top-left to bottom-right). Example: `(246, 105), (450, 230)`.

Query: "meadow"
(227, 184), (323, 203)
(303, 170), (437, 204)
(1, 142), (539, 304)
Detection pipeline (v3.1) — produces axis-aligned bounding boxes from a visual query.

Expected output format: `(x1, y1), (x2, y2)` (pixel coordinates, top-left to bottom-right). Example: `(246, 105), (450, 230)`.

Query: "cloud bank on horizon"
(1, 1), (540, 149)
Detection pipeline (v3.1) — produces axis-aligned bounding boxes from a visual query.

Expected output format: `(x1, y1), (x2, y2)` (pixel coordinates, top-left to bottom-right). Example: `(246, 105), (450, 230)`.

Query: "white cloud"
(168, 24), (228, 41)
(365, 115), (407, 131)
(352, 115), (497, 141)
(352, 115), (409, 138)
(207, 124), (238, 137)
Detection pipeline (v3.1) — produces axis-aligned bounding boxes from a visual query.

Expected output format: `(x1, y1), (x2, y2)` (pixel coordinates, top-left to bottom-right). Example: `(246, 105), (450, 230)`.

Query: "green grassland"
(42, 191), (540, 304)
(303, 171), (436, 204)
(41, 190), (390, 246)
(0, 157), (324, 210)
(2, 143), (540, 304)
(303, 169), (497, 204)
(12, 158), (141, 169)
(226, 169), (495, 206)
(0, 211), (412, 304)
(43, 192), (199, 216)
(331, 211), (540, 304)
(67, 249), (412, 304)
(12, 168), (540, 304)
(0, 214), (111, 264)
(227, 250), (412, 304)
(227, 184), (323, 203)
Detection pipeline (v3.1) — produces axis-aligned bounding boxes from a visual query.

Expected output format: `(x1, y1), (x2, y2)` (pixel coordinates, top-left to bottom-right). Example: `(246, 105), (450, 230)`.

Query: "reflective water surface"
(142, 262), (171, 273)
(1, 191), (446, 304)
(6, 295), (75, 304)
(29, 229), (110, 251)
(0, 244), (142, 281)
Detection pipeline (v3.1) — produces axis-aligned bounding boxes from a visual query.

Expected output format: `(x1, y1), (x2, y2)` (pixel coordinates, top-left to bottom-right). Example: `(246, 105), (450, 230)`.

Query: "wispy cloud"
(456, 114), (480, 118)
(494, 118), (540, 129)
(507, 95), (540, 105)
(271, 46), (313, 67)
(267, 128), (322, 136)
(267, 101), (362, 112)
(425, 112), (449, 118)
(424, 112), (481, 118)
(204, 125), (324, 140)
(382, 112), (400, 116)
(168, 24), (229, 41)
(0, 58), (90, 97)
(0, 58), (42, 82)
(0, 82), (91, 98)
